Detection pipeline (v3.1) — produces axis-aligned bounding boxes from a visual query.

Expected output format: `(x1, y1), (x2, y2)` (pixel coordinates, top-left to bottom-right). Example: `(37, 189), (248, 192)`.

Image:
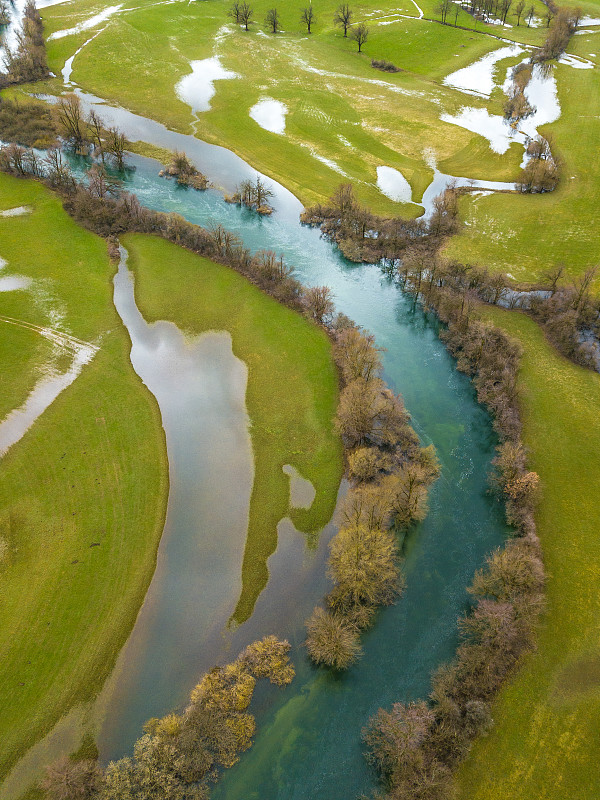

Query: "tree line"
(228, 2), (370, 52)
(360, 234), (546, 800)
(306, 323), (440, 669)
(40, 637), (294, 800)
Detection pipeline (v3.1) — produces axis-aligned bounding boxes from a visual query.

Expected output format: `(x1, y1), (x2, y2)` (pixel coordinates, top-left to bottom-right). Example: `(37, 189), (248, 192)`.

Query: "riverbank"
(0, 173), (168, 782)
(456, 304), (600, 800)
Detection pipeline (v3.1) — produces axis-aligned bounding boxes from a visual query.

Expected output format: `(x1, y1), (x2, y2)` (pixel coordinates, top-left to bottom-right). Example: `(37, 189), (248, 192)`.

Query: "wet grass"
(444, 62), (600, 284)
(457, 305), (600, 800)
(40, 0), (550, 213)
(0, 174), (168, 783)
(122, 233), (343, 626)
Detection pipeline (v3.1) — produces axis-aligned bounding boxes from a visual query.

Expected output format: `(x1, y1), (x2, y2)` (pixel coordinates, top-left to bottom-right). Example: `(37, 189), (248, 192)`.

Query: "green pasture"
(0, 174), (168, 782)
(39, 0), (552, 213)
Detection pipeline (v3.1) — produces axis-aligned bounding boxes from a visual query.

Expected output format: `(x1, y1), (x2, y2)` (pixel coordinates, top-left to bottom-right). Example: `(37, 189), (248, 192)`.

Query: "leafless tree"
(334, 3), (353, 35)
(87, 164), (122, 200)
(107, 126), (127, 170)
(228, 0), (241, 23)
(514, 0), (525, 24)
(301, 5), (316, 32)
(87, 109), (105, 162)
(238, 1), (253, 30)
(436, 0), (453, 23)
(56, 94), (89, 150)
(500, 0), (512, 23)
(265, 7), (281, 32)
(350, 23), (368, 51)
(526, 4), (535, 25)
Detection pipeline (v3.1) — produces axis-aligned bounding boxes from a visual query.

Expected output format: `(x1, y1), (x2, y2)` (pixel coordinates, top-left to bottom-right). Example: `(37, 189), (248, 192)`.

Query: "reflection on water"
(99, 249), (255, 753)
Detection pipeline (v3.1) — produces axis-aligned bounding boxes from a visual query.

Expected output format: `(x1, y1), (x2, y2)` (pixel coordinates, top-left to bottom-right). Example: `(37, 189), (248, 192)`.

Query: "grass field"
(38, 0), (555, 214)
(455, 305), (600, 800)
(0, 174), (168, 782)
(122, 233), (343, 625)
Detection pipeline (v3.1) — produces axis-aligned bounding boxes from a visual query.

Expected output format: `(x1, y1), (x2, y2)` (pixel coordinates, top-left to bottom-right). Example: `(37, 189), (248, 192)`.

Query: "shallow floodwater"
(175, 57), (238, 114)
(97, 250), (256, 752)
(69, 154), (509, 798)
(376, 165), (415, 204)
(249, 99), (288, 134)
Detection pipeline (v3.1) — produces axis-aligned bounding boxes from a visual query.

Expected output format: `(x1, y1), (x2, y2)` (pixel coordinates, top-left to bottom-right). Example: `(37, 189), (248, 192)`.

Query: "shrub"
(305, 606), (362, 669)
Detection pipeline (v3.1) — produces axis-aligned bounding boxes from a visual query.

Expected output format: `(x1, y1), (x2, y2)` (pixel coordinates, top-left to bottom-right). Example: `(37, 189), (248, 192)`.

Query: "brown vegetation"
(0, 97), (58, 148)
(42, 638), (294, 800)
(305, 316), (439, 669)
(371, 58), (402, 73)
(1, 0), (48, 87)
(159, 150), (210, 190)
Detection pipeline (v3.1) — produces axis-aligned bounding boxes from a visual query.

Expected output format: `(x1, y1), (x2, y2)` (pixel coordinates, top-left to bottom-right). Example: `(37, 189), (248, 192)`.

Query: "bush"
(305, 606), (362, 669)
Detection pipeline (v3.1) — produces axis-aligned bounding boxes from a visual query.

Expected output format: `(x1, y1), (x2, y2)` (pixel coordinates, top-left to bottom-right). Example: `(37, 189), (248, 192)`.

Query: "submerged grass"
(457, 305), (600, 800)
(122, 233), (343, 626)
(0, 174), (168, 781)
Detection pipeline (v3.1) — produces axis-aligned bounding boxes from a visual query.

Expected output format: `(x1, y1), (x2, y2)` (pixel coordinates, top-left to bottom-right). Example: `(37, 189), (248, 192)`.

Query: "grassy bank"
(40, 0), (550, 214)
(0, 174), (168, 781)
(122, 233), (343, 626)
(456, 306), (600, 800)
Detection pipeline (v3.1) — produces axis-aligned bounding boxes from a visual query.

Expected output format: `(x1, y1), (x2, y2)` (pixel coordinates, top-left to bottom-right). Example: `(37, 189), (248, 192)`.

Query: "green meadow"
(39, 0), (553, 213)
(0, 173), (168, 781)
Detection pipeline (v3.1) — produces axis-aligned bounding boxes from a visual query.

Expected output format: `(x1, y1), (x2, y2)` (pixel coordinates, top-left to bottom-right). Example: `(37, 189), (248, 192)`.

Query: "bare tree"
(543, 263), (564, 296)
(436, 0), (453, 23)
(500, 0), (512, 24)
(87, 164), (122, 200)
(334, 3), (353, 36)
(87, 109), (105, 162)
(544, 8), (554, 26)
(238, 1), (253, 30)
(526, 4), (535, 25)
(301, 5), (316, 32)
(305, 285), (335, 324)
(44, 148), (75, 190)
(351, 22), (369, 52)
(265, 7), (281, 32)
(56, 94), (89, 150)
(228, 0), (241, 23)
(107, 126), (127, 170)
(514, 0), (525, 24)
(254, 175), (274, 207)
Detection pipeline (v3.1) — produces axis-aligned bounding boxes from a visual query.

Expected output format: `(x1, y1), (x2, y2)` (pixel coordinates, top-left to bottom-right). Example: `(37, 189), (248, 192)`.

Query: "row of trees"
(301, 182), (459, 264)
(54, 93), (128, 168)
(440, 0), (545, 26)
(1, 0), (48, 86)
(533, 5), (583, 62)
(305, 320), (440, 669)
(227, 2), (369, 50)
(41, 637), (294, 800)
(361, 243), (546, 798)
